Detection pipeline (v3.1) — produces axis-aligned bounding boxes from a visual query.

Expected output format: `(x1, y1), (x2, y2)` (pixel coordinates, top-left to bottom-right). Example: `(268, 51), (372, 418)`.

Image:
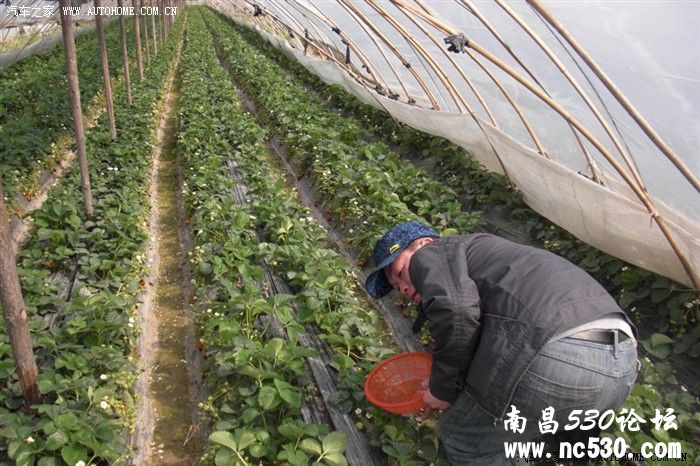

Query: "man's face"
(384, 237), (432, 303)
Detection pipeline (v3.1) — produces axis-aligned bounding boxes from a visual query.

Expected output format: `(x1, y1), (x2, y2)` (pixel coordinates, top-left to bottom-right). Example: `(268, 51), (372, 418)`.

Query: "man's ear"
(416, 237), (434, 248)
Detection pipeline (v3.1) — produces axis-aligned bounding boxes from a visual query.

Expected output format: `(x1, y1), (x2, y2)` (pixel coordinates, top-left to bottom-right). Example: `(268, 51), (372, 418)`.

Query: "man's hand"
(419, 379), (451, 419)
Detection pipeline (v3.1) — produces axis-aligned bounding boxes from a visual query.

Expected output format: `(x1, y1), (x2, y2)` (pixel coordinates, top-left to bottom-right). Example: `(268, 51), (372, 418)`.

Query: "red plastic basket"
(364, 352), (432, 414)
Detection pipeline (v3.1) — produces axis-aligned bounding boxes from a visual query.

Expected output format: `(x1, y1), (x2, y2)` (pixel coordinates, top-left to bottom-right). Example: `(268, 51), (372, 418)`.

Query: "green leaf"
(60, 445), (86, 466)
(55, 413), (79, 432)
(214, 447), (236, 466)
(249, 443), (267, 458)
(264, 338), (285, 360)
(299, 438), (322, 457)
(15, 451), (34, 466)
(274, 379), (301, 408)
(37, 457), (58, 466)
(45, 430), (68, 450)
(208, 431), (238, 451)
(650, 333), (674, 347)
(235, 429), (256, 451)
(258, 386), (280, 411)
(242, 408), (260, 424)
(278, 422), (303, 439)
(323, 452), (348, 466)
(232, 211), (249, 229)
(322, 432), (347, 455)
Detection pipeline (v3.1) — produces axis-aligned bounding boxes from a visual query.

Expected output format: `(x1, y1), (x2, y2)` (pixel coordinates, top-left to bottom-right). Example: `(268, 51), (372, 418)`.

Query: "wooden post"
(166, 0), (172, 35)
(140, 0), (150, 67)
(159, 0), (165, 43)
(132, 0), (144, 81)
(93, 0), (117, 139)
(0, 179), (40, 409)
(58, 0), (94, 217)
(151, 0), (158, 55)
(117, 0), (132, 105)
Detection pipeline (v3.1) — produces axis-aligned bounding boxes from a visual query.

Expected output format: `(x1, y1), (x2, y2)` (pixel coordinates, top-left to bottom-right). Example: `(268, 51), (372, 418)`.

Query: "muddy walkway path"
(133, 24), (205, 465)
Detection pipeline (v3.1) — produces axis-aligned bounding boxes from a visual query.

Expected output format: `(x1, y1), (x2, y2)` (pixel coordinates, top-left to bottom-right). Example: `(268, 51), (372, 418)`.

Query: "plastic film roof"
(211, 0), (700, 288)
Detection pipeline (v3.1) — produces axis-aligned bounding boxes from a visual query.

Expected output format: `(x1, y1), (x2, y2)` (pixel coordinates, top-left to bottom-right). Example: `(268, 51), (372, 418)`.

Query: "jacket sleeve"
(409, 241), (481, 403)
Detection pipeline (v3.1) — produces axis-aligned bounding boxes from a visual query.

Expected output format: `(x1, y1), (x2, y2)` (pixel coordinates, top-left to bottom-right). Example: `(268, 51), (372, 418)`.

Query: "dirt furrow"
(133, 25), (205, 465)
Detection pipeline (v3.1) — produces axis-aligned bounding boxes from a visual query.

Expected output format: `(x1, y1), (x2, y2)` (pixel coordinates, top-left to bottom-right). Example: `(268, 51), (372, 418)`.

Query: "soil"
(132, 29), (205, 465)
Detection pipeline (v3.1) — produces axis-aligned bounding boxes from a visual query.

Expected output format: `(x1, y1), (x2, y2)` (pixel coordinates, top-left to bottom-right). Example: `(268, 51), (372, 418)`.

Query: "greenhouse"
(0, 0), (698, 465)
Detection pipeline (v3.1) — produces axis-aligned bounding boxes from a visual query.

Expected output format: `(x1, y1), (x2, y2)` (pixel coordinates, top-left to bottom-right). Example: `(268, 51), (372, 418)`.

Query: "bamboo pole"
(335, 0), (410, 101)
(117, 0), (133, 105)
(453, 0), (602, 172)
(93, 0), (117, 139)
(283, 1), (390, 94)
(151, 0), (158, 54)
(276, 0), (403, 124)
(267, 0), (306, 49)
(398, 0), (699, 287)
(58, 0), (93, 218)
(527, 0), (699, 194)
(132, 0), (144, 81)
(465, 48), (547, 156)
(141, 0), (151, 67)
(388, 0), (546, 154)
(496, 0), (647, 185)
(394, 1), (498, 125)
(0, 180), (40, 410)
(284, 0), (344, 62)
(159, 0), (165, 43)
(391, 0), (518, 181)
(457, 0), (545, 91)
(367, 0), (466, 113)
(259, 0), (391, 94)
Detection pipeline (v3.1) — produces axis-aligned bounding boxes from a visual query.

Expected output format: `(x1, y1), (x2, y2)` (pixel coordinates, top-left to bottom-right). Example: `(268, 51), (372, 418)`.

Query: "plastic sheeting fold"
(219, 6), (700, 288)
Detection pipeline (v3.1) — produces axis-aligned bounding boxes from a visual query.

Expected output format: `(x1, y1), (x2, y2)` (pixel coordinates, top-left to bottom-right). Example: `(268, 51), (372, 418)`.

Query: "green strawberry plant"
(0, 19), (137, 216)
(0, 13), (185, 465)
(227, 15), (700, 464)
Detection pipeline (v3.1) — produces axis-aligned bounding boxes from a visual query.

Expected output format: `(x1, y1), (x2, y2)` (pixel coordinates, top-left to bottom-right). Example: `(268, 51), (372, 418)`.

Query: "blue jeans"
(438, 336), (638, 465)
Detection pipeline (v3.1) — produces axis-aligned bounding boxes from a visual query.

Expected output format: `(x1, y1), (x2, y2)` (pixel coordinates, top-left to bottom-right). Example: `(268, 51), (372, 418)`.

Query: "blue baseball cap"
(365, 221), (439, 299)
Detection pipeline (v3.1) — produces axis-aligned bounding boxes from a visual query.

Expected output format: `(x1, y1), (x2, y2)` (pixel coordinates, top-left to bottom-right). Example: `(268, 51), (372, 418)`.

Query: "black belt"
(567, 329), (629, 345)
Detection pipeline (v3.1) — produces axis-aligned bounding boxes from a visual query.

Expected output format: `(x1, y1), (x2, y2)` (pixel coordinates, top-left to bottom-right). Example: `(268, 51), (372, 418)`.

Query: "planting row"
(203, 9), (483, 265)
(0, 18), (136, 215)
(179, 9), (447, 465)
(264, 24), (700, 360)
(205, 9), (700, 465)
(229, 25), (700, 464)
(0, 15), (185, 466)
(232, 11), (699, 360)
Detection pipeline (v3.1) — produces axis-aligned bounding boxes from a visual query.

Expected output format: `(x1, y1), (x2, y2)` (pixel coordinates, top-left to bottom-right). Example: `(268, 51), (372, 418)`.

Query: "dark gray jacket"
(408, 234), (636, 419)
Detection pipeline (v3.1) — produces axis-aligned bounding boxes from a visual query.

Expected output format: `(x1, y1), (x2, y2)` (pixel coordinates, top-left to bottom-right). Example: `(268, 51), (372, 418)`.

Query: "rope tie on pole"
(649, 210), (659, 228)
(444, 33), (468, 53)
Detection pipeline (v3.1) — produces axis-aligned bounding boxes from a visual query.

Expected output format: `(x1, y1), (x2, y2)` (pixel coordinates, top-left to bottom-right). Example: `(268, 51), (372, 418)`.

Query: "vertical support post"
(132, 0), (144, 81)
(0, 181), (41, 410)
(58, 0), (93, 217)
(159, 0), (165, 44)
(93, 0), (117, 139)
(141, 0), (150, 67)
(151, 0), (158, 55)
(117, 0), (132, 105)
